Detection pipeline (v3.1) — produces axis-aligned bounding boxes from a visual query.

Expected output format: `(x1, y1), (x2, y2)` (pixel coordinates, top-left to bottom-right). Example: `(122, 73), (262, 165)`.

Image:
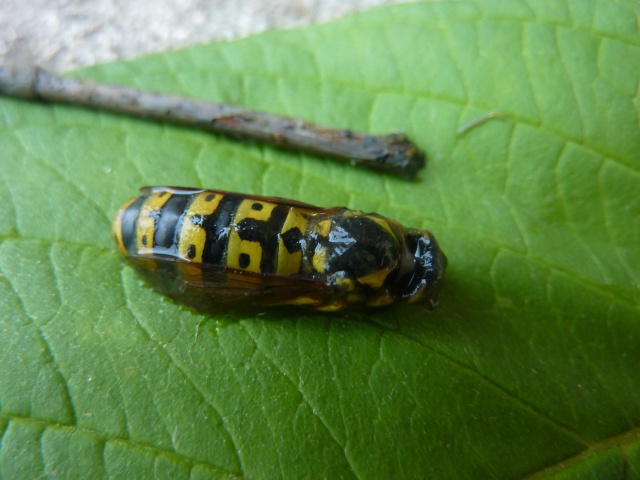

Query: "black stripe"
(199, 195), (243, 266)
(235, 204), (289, 274)
(281, 227), (303, 253)
(264, 205), (290, 273)
(153, 194), (191, 252)
(121, 195), (148, 255)
(171, 193), (198, 256)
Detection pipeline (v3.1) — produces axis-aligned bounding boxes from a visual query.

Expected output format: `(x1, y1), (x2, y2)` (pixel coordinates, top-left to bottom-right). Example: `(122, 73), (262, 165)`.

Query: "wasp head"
(389, 228), (447, 308)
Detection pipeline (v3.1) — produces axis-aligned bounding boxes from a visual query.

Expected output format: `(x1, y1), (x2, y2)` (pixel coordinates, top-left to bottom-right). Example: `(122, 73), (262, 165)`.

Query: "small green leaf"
(1, 0), (639, 478)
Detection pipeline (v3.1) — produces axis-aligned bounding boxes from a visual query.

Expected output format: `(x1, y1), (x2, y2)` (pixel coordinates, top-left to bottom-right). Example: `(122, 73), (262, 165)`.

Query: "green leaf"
(1, 0), (639, 478)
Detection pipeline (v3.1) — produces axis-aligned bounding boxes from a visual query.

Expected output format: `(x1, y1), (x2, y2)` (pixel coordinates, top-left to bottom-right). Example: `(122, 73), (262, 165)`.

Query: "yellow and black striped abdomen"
(113, 187), (315, 277)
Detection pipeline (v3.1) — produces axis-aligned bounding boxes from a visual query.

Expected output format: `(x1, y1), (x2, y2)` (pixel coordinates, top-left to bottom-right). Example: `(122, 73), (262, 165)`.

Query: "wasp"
(113, 187), (447, 311)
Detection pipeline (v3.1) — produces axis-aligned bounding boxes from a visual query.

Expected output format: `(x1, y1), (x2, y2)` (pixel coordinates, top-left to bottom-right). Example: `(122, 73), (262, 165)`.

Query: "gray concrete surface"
(0, 0), (413, 72)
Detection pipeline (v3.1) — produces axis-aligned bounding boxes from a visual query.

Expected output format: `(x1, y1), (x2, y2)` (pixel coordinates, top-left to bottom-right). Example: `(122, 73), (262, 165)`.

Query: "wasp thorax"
(307, 210), (402, 289)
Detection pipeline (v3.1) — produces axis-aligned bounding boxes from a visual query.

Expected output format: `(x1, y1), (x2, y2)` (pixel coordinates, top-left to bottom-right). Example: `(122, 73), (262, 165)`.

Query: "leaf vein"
(522, 425), (640, 479)
(119, 280), (245, 477)
(0, 413), (240, 478)
(15, 136), (113, 227)
(553, 145), (612, 283)
(327, 320), (356, 476)
(1, 270), (78, 426)
(243, 324), (356, 469)
(378, 349), (501, 480)
(379, 328), (589, 446)
(36, 421), (47, 477)
(596, 162), (638, 286)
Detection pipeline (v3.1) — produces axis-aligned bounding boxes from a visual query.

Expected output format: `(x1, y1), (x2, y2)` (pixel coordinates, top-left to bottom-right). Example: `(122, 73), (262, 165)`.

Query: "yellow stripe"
(226, 236), (263, 273)
(407, 284), (427, 303)
(113, 196), (137, 256)
(136, 192), (172, 254)
(235, 199), (277, 222)
(368, 215), (397, 238)
(314, 219), (332, 237)
(226, 199), (277, 273)
(177, 191), (223, 263)
(272, 296), (320, 306)
(357, 269), (392, 289)
(366, 294), (395, 307)
(276, 207), (312, 276)
(316, 301), (347, 312)
(312, 246), (329, 273)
